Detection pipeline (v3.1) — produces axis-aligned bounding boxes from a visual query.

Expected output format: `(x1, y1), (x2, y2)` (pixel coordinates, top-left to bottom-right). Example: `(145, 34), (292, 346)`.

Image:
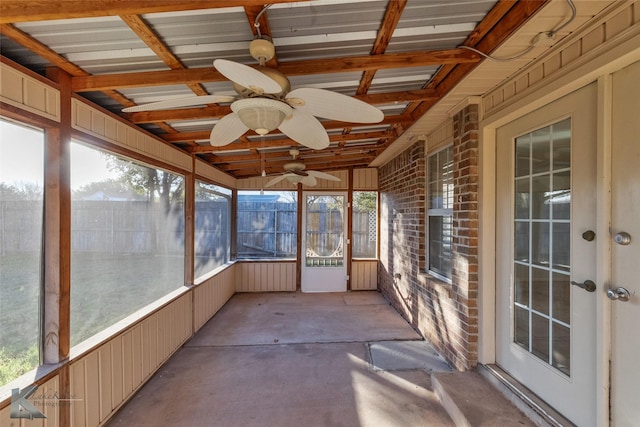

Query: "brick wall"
(378, 103), (480, 370)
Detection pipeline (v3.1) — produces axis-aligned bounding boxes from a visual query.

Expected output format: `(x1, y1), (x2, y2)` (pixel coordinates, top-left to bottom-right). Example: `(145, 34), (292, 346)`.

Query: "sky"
(1, 119), (113, 190)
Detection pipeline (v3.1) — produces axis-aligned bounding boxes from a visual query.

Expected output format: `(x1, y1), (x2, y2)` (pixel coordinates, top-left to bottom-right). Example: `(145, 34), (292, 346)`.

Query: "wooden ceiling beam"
(0, 23), (136, 108)
(119, 14), (208, 96)
(0, 0), (309, 24)
(219, 152), (377, 172)
(157, 115), (407, 143)
(357, 0), (407, 95)
(408, 0), (546, 119)
(123, 89), (435, 124)
(184, 130), (391, 153)
(211, 144), (383, 164)
(244, 6), (278, 68)
(70, 49), (480, 92)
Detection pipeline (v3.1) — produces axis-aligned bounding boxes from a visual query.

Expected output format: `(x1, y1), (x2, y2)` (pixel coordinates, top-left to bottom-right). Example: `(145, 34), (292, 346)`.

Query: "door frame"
(493, 85), (598, 426)
(476, 52), (640, 426)
(300, 190), (349, 292)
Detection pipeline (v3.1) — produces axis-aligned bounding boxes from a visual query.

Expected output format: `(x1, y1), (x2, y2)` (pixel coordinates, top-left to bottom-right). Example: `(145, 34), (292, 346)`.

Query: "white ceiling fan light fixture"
(121, 38), (384, 155)
(264, 149), (342, 188)
(231, 98), (292, 135)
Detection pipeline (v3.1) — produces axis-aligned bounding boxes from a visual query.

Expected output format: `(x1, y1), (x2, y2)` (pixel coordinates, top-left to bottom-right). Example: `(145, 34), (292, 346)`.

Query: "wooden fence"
(2, 200), (376, 258)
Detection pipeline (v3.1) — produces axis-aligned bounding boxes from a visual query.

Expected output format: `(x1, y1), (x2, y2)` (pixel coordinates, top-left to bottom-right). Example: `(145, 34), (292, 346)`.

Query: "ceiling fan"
(264, 149), (340, 187)
(122, 38), (384, 150)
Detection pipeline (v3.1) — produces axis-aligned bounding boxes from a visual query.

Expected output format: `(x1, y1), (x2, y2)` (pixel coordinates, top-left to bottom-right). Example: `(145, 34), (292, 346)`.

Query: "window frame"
(194, 179), (232, 280)
(0, 118), (46, 386)
(351, 191), (378, 260)
(236, 190), (298, 260)
(69, 140), (187, 348)
(425, 145), (454, 283)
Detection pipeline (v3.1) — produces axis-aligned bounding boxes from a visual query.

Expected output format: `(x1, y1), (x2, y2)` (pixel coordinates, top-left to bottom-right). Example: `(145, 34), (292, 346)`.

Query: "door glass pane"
(531, 267), (549, 315)
(513, 119), (571, 375)
(552, 170), (571, 220)
(552, 272), (571, 324)
(514, 306), (529, 349)
(552, 323), (571, 376)
(514, 263), (529, 305)
(531, 128), (551, 174)
(515, 136), (530, 177)
(552, 119), (571, 170)
(532, 313), (550, 361)
(305, 195), (344, 267)
(531, 174), (550, 219)
(514, 178), (530, 219)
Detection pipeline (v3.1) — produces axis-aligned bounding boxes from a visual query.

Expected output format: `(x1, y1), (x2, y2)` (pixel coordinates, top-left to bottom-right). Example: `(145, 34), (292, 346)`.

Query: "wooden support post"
(346, 169), (353, 291)
(184, 156), (195, 287)
(296, 184), (302, 291)
(44, 66), (72, 427)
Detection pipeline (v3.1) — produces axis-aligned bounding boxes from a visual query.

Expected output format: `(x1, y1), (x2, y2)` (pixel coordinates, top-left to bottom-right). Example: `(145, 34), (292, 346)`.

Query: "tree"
(0, 182), (42, 201)
(106, 156), (184, 213)
(72, 178), (138, 201)
(353, 192), (376, 212)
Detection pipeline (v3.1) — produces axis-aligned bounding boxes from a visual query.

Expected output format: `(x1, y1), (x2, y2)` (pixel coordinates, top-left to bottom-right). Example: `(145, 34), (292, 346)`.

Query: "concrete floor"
(107, 292), (534, 427)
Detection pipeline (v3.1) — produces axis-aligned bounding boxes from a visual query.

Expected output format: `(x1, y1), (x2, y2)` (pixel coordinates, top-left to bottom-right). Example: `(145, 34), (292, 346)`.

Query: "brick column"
(451, 103), (480, 368)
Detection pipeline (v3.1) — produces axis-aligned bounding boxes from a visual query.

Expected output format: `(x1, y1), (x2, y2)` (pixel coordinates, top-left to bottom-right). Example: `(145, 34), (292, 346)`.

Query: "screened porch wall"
(235, 168), (378, 292)
(0, 59), (239, 425)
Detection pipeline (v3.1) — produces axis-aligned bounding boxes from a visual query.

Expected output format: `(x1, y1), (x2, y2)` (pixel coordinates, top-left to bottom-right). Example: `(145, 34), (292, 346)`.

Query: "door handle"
(606, 287), (631, 302)
(570, 280), (596, 293)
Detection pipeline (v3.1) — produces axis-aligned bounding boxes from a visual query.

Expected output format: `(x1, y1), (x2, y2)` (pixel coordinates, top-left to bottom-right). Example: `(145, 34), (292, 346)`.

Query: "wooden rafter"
(70, 49), (480, 92)
(0, 0), (550, 180)
(0, 23), (134, 108)
(244, 5), (278, 68)
(119, 14), (208, 96)
(357, 0), (407, 95)
(0, 0), (309, 24)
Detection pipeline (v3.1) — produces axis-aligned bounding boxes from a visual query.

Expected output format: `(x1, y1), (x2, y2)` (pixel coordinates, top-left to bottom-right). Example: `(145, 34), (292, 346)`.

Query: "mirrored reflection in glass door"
(513, 118), (572, 375)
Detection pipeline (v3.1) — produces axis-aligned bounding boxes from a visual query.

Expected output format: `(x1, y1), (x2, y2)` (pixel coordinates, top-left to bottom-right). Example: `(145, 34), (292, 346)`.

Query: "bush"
(0, 345), (39, 386)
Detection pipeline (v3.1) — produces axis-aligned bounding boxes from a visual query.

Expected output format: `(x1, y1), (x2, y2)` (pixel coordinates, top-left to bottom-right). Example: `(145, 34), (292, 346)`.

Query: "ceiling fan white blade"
(308, 170), (341, 182)
(278, 109), (329, 150)
(213, 59), (282, 95)
(209, 113), (248, 146)
(122, 94), (234, 112)
(264, 174), (289, 187)
(300, 175), (318, 186)
(286, 87), (384, 123)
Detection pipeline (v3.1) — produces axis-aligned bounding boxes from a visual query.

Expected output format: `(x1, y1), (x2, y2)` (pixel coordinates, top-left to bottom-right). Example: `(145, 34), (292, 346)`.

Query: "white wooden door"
(301, 192), (347, 292)
(610, 60), (640, 426)
(496, 84), (598, 426)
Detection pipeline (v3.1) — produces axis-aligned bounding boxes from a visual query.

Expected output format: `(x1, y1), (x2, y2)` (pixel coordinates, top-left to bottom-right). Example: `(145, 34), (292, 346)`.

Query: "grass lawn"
(1, 251), (184, 385)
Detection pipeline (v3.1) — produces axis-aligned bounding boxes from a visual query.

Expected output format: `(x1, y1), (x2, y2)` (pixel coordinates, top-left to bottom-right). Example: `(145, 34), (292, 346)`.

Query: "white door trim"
(477, 72), (621, 427)
(301, 191), (348, 293)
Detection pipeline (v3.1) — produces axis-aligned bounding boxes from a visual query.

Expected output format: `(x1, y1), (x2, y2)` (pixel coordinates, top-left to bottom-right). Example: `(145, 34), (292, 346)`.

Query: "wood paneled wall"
(71, 98), (192, 172)
(351, 260), (378, 290)
(193, 264), (236, 331)
(235, 261), (296, 292)
(195, 158), (236, 188)
(352, 168), (378, 190)
(68, 293), (192, 426)
(0, 265), (235, 426)
(483, 1), (640, 119)
(0, 58), (60, 122)
(0, 375), (61, 426)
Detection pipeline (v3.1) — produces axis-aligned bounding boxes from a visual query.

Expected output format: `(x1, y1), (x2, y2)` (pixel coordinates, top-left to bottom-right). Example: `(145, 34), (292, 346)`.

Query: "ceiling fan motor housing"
(283, 161), (306, 172)
(250, 38), (275, 63)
